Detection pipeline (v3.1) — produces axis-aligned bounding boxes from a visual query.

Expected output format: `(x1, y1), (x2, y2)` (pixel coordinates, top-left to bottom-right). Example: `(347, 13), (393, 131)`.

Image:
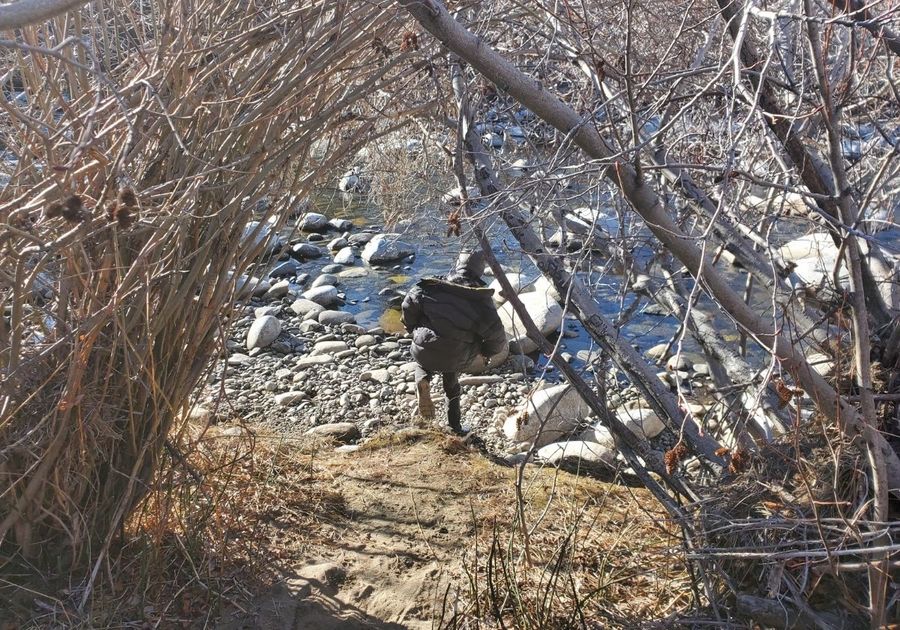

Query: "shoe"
(416, 380), (435, 419)
(448, 423), (470, 437)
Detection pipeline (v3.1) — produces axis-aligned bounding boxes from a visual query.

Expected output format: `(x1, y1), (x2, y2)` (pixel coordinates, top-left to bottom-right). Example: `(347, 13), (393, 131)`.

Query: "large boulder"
(488, 273), (525, 305)
(361, 234), (415, 265)
(498, 291), (563, 354)
(502, 384), (589, 447)
(247, 315), (281, 350)
(778, 232), (847, 288)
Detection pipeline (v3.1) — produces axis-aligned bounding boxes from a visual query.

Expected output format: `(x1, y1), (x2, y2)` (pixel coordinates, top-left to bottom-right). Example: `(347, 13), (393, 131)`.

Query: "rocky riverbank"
(196, 208), (728, 472)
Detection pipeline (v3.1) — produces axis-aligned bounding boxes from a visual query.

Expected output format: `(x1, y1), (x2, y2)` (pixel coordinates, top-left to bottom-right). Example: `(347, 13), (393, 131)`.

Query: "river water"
(270, 186), (706, 376)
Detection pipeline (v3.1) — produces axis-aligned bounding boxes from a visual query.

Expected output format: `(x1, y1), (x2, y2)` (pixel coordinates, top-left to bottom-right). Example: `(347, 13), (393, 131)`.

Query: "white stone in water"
(361, 234), (416, 265)
(246, 315), (282, 350)
(502, 383), (589, 447)
(333, 247), (355, 265)
(311, 274), (339, 289)
(536, 440), (617, 468)
(498, 291), (562, 354)
(302, 285), (339, 306)
(338, 267), (368, 279)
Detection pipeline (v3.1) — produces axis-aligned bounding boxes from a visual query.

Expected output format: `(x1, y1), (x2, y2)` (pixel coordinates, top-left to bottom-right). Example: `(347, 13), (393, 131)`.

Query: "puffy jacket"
(401, 277), (507, 374)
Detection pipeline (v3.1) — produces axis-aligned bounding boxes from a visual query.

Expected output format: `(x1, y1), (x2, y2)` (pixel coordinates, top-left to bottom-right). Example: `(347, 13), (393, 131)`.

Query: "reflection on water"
(378, 308), (406, 334)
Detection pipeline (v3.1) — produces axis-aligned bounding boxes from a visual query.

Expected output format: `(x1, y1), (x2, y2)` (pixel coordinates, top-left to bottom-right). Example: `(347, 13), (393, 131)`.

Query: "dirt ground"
(213, 428), (683, 629)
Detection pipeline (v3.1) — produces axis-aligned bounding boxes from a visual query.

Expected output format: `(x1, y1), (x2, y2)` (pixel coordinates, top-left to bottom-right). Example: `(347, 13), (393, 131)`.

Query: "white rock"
(318, 310), (355, 326)
(498, 291), (563, 354)
(644, 343), (669, 360)
(441, 186), (479, 206)
(806, 352), (835, 377)
(537, 441), (617, 468)
(355, 335), (378, 348)
(502, 384), (589, 447)
(305, 422), (360, 442)
(361, 368), (391, 384)
(227, 353), (252, 366)
(338, 267), (369, 279)
(334, 247), (355, 265)
(507, 158), (531, 178)
(361, 234), (415, 265)
(264, 280), (290, 300)
(302, 285), (339, 306)
(291, 298), (325, 317)
(296, 355), (334, 369)
(247, 315), (282, 350)
(488, 273), (525, 305)
(275, 391), (306, 406)
(230, 273), (269, 299)
(576, 424), (615, 449)
(614, 406), (665, 440)
(311, 340), (349, 355)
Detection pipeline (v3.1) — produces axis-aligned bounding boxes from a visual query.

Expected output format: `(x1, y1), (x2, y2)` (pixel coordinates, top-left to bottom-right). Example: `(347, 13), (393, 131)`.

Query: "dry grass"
(0, 0), (424, 582)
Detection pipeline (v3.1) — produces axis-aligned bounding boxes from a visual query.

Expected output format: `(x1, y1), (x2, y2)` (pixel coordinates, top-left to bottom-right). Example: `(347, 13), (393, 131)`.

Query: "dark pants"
(415, 366), (462, 429)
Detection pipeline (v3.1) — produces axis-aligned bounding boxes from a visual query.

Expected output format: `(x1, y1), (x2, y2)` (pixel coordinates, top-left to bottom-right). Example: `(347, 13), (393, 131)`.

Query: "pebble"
(227, 353), (252, 366)
(318, 310), (355, 326)
(306, 422), (361, 443)
(312, 340), (350, 355)
(362, 368), (391, 384)
(275, 391), (307, 406)
(458, 375), (503, 386)
(355, 335), (378, 348)
(264, 280), (291, 300)
(296, 354), (334, 369)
